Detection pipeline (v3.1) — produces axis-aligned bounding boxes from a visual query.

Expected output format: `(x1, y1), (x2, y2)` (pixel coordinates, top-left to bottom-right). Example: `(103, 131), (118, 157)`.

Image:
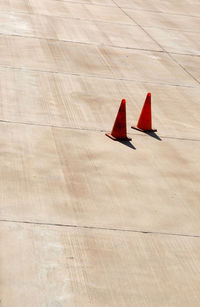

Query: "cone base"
(131, 126), (157, 133)
(105, 133), (132, 141)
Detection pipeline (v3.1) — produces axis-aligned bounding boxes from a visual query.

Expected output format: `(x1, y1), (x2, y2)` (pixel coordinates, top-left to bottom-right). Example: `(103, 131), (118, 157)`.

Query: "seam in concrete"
(142, 25), (200, 35)
(121, 7), (200, 19)
(0, 65), (198, 89)
(1, 218), (200, 239)
(0, 32), (164, 54)
(0, 119), (199, 142)
(168, 55), (200, 85)
(52, 0), (116, 8)
(112, 1), (200, 87)
(0, 9), (135, 27)
(1, 10), (200, 34)
(2, 32), (200, 57)
(38, 0), (200, 19)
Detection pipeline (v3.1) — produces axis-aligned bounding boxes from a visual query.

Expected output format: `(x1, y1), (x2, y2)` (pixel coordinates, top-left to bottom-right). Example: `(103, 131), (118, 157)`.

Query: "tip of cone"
(121, 98), (126, 104)
(147, 92), (151, 97)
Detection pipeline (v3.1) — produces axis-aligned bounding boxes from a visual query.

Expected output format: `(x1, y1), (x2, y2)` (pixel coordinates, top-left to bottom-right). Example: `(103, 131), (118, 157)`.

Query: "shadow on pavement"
(119, 140), (136, 150)
(144, 131), (162, 141)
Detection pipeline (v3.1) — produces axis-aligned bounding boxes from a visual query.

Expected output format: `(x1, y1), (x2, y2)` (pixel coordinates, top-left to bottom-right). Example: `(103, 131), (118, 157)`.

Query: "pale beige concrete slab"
(1, 222), (200, 307)
(0, 67), (200, 139)
(172, 53), (200, 83)
(144, 27), (200, 55)
(0, 35), (111, 77)
(114, 0), (164, 11)
(115, 0), (200, 17)
(99, 46), (197, 86)
(0, 123), (199, 236)
(56, 0), (115, 5)
(1, 0), (200, 304)
(0, 0), (133, 24)
(0, 12), (161, 50)
(0, 35), (197, 86)
(124, 9), (200, 32)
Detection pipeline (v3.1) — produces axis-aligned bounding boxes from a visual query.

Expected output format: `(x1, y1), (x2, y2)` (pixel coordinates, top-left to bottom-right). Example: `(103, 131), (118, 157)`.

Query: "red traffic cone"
(131, 93), (157, 132)
(106, 99), (132, 141)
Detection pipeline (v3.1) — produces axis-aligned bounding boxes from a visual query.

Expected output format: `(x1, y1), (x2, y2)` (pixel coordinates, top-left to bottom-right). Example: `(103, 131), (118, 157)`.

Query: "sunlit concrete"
(0, 67), (199, 138)
(1, 0), (200, 306)
(173, 53), (200, 83)
(115, 0), (200, 16)
(0, 12), (161, 50)
(0, 35), (196, 86)
(0, 123), (199, 236)
(0, 0), (132, 24)
(144, 28), (200, 55)
(1, 222), (200, 307)
(125, 9), (200, 31)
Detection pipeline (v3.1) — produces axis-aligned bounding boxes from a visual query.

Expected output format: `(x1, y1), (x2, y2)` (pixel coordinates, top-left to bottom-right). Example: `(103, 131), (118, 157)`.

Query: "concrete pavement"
(0, 0), (200, 306)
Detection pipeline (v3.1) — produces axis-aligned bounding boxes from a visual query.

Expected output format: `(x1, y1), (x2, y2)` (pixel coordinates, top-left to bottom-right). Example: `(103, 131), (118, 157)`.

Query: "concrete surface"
(0, 12), (161, 50)
(0, 0), (200, 306)
(1, 222), (200, 306)
(0, 123), (199, 236)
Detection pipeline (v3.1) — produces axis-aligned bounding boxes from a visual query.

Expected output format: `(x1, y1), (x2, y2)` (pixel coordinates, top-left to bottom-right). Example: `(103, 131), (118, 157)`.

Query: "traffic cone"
(106, 99), (132, 141)
(131, 93), (157, 132)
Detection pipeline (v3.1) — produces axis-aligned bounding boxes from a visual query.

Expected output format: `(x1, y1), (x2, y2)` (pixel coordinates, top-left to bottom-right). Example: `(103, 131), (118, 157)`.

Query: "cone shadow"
(118, 139), (136, 150)
(144, 131), (162, 141)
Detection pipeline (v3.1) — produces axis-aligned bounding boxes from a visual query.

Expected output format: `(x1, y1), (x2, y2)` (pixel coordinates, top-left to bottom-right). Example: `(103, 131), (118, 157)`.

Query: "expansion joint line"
(111, 0), (200, 86)
(0, 64), (198, 89)
(1, 218), (200, 239)
(2, 32), (200, 58)
(0, 118), (199, 142)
